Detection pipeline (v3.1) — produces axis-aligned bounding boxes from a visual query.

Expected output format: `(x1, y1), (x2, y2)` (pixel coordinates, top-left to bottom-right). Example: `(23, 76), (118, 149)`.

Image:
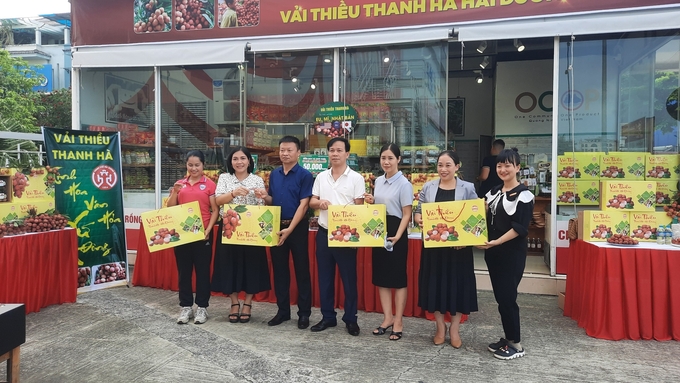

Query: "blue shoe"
(493, 344), (525, 360)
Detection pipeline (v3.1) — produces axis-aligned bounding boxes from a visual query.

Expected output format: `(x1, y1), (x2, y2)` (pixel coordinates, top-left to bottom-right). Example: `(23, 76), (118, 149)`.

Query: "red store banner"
(72, 0), (678, 46)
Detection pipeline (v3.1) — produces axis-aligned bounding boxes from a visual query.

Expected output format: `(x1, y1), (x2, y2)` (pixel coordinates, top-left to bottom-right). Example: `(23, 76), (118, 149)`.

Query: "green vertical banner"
(42, 127), (128, 292)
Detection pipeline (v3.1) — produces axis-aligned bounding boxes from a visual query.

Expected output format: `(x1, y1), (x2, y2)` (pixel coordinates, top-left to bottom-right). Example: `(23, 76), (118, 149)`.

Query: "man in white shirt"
(309, 137), (365, 336)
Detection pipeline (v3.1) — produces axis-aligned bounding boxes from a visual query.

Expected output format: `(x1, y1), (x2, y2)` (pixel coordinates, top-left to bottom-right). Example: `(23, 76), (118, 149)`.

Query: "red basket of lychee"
(606, 233), (639, 245)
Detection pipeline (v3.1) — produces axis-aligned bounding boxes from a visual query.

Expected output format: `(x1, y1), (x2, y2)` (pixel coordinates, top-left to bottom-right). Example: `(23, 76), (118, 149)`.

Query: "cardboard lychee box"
(599, 152), (646, 180)
(629, 211), (672, 242)
(558, 153), (600, 180)
(600, 180), (656, 211)
(655, 180), (678, 207)
(645, 154), (680, 180)
(556, 180), (599, 205)
(578, 210), (630, 242)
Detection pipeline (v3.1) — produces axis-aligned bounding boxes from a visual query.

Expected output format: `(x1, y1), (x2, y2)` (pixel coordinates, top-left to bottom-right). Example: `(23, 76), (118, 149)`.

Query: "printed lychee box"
(558, 153), (600, 180)
(6, 167), (55, 202)
(630, 212), (672, 242)
(645, 154), (680, 180)
(420, 198), (488, 248)
(599, 152), (646, 180)
(556, 180), (599, 205)
(578, 210), (630, 242)
(600, 180), (656, 211)
(0, 200), (56, 222)
(655, 180), (678, 206)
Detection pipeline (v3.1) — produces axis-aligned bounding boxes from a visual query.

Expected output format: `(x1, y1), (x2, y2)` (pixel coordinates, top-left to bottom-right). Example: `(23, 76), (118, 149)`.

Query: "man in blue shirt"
(256, 136), (314, 329)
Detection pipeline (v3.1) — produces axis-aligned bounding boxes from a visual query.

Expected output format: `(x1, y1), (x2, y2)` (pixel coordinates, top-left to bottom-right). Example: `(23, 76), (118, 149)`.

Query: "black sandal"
(372, 324), (393, 335)
(389, 331), (403, 341)
(228, 303), (240, 323)
(239, 303), (252, 323)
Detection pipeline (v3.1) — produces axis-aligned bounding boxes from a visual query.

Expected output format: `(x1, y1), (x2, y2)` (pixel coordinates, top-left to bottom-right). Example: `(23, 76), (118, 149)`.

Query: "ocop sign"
(514, 89), (600, 113)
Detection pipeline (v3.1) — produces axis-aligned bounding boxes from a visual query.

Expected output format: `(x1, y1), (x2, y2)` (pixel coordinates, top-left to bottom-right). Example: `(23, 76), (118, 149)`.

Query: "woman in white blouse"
(211, 147), (271, 324)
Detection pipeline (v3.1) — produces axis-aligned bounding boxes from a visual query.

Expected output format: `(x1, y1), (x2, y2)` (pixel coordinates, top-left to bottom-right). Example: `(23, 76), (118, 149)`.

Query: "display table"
(564, 240), (680, 341)
(0, 229), (79, 314)
(134, 226), (466, 321)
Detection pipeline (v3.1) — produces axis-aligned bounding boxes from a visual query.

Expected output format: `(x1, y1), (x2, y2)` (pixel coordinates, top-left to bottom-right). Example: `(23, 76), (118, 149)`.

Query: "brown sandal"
(228, 303), (240, 323)
(239, 303), (252, 323)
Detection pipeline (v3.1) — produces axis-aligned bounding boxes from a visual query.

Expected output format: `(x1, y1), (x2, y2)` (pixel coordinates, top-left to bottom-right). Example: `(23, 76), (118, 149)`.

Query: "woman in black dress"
(479, 148), (533, 360)
(414, 151), (478, 348)
(363, 144), (413, 341)
(211, 147), (271, 323)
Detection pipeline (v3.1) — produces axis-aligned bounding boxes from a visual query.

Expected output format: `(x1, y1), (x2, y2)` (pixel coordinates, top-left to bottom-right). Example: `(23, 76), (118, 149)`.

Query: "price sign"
(299, 154), (329, 176)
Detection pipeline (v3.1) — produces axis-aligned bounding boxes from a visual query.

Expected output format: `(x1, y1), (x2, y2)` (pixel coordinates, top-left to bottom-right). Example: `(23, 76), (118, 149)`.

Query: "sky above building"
(0, 0), (70, 18)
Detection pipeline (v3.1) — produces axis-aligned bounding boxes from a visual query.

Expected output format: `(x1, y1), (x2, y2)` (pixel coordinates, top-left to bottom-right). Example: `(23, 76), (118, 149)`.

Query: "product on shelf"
(578, 210), (630, 242)
(645, 154), (680, 180)
(559, 153), (600, 179)
(599, 152), (646, 180)
(600, 180), (656, 211)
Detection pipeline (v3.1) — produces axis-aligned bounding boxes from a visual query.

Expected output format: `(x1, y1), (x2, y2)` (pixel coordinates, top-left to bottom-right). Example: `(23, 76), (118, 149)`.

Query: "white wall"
(448, 76), (494, 140)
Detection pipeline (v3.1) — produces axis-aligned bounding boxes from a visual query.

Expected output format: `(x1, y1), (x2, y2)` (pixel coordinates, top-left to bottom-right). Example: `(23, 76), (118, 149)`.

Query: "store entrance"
(447, 38), (555, 276)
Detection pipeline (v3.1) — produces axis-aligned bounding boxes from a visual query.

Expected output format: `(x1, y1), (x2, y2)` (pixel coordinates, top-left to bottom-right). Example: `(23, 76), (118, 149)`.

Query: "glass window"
(341, 43), (448, 172)
(558, 30), (680, 154)
(80, 68), (155, 209)
(159, 66), (240, 195)
(245, 51), (333, 163)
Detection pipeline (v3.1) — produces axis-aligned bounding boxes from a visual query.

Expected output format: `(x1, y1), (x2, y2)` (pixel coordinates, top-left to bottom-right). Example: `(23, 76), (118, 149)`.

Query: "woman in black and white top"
(478, 148), (534, 361)
(211, 146), (271, 324)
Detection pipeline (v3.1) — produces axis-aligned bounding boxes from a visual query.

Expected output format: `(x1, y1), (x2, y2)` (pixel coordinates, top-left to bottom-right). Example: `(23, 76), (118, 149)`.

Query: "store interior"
(77, 29), (680, 276)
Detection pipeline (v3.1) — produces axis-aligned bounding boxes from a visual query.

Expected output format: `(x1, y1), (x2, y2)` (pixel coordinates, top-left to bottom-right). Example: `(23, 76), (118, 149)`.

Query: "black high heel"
(228, 303), (240, 323)
(372, 324), (393, 335)
(239, 303), (252, 323)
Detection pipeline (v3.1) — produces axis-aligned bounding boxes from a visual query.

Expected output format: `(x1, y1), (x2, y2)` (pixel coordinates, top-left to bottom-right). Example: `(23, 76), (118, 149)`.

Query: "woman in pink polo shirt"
(167, 150), (219, 325)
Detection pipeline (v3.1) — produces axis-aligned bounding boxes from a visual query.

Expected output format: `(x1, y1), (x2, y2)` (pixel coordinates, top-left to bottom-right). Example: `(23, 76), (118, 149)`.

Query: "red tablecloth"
(0, 229), (79, 314)
(564, 240), (680, 341)
(133, 227), (466, 321)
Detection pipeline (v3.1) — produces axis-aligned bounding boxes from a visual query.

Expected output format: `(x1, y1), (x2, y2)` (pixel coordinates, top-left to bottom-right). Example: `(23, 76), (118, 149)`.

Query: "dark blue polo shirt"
(268, 163), (313, 220)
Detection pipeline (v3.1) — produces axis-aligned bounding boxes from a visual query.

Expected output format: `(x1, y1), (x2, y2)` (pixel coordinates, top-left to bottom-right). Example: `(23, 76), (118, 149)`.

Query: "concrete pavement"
(3, 280), (679, 382)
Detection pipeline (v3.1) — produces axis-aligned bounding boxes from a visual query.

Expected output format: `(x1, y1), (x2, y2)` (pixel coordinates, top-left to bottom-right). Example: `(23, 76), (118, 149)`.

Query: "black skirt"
(372, 215), (409, 288)
(211, 222), (271, 295)
(417, 246), (478, 315)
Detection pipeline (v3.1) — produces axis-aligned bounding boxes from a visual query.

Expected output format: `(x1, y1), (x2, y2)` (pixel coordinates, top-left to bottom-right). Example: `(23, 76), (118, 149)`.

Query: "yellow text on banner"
(421, 199), (488, 248)
(221, 204), (280, 247)
(140, 201), (205, 253)
(327, 204), (386, 248)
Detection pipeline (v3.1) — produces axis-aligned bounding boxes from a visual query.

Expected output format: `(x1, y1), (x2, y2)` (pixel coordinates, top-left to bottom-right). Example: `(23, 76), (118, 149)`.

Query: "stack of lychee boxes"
(577, 152), (677, 242)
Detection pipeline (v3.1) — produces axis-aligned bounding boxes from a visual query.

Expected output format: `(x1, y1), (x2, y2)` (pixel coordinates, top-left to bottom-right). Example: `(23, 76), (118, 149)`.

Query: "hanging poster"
(42, 127), (128, 292)
(221, 204), (280, 246)
(420, 199), (488, 248)
(140, 201), (206, 252)
(327, 204), (386, 248)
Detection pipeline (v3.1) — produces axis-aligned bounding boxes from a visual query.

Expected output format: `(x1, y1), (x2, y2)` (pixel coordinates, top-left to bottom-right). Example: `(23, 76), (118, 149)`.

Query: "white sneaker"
(194, 307), (208, 324)
(177, 307), (194, 324)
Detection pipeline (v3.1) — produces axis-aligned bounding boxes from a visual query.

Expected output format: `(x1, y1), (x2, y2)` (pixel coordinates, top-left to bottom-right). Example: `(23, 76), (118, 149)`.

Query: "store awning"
(247, 26), (452, 53)
(456, 5), (680, 41)
(72, 39), (248, 68)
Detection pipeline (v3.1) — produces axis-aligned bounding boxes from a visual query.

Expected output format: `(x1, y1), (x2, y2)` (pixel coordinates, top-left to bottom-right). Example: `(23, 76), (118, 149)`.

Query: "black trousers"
(484, 240), (527, 343)
(174, 231), (213, 308)
(316, 227), (358, 324)
(269, 219), (312, 317)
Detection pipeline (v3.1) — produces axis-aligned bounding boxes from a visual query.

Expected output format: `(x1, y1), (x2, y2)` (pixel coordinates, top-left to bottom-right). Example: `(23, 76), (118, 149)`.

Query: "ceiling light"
(289, 67), (298, 82)
(474, 70), (483, 84)
(383, 56), (390, 63)
(479, 56), (490, 69)
(476, 41), (487, 54)
(310, 79), (317, 89)
(514, 39), (525, 52)
(293, 85), (300, 92)
(323, 55), (332, 63)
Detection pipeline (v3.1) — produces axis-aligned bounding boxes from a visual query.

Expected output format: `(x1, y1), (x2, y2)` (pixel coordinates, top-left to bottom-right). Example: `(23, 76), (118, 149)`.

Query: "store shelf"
(123, 164), (154, 168)
(124, 185), (154, 190)
(122, 143), (155, 148)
